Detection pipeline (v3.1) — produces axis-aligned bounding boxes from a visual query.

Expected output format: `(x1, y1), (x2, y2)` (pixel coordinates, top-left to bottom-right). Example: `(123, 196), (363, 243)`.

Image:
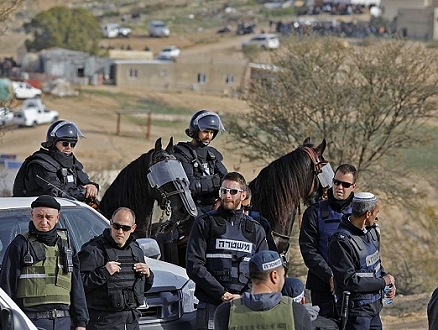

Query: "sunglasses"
(332, 178), (354, 188)
(111, 222), (133, 232)
(219, 187), (244, 195)
(60, 141), (77, 148)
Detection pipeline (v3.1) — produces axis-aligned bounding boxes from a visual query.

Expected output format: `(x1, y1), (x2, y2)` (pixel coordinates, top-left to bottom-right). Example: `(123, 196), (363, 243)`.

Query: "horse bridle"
(270, 146), (328, 256)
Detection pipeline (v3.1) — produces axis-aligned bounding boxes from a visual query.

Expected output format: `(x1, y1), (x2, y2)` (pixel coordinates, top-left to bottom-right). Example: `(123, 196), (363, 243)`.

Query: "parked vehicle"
(0, 287), (38, 330)
(0, 197), (197, 330)
(12, 81), (42, 99)
(158, 46), (181, 59)
(102, 23), (132, 38)
(13, 98), (59, 127)
(149, 21), (170, 38)
(242, 33), (280, 50)
(0, 107), (14, 126)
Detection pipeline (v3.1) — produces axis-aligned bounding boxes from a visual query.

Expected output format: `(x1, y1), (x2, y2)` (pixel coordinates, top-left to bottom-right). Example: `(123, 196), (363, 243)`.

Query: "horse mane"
(99, 150), (158, 230)
(249, 147), (315, 233)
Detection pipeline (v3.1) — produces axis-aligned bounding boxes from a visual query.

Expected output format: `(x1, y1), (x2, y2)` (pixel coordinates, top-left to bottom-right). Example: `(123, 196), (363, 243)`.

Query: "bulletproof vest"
(15, 232), (72, 307)
(174, 143), (221, 205)
(15, 149), (87, 200)
(88, 236), (145, 312)
(174, 143), (217, 177)
(317, 200), (352, 261)
(334, 227), (382, 308)
(228, 296), (296, 330)
(205, 213), (257, 294)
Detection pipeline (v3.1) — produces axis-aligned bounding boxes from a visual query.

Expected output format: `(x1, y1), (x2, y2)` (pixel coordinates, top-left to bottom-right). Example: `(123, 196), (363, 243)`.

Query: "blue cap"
(281, 277), (305, 303)
(249, 250), (286, 274)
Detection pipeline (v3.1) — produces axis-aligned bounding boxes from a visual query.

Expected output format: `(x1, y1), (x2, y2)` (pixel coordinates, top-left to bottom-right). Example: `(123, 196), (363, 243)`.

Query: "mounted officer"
(174, 110), (227, 214)
(155, 110), (227, 267)
(13, 120), (99, 203)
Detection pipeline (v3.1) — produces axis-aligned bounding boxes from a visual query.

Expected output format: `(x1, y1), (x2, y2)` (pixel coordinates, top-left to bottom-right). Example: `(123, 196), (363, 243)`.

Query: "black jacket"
(78, 229), (154, 311)
(328, 216), (386, 317)
(174, 142), (227, 208)
(0, 227), (89, 328)
(299, 190), (353, 292)
(186, 206), (268, 305)
(15, 148), (98, 200)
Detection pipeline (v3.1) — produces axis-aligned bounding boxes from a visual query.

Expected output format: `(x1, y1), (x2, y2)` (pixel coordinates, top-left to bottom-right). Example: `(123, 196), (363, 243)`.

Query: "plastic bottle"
(383, 284), (393, 305)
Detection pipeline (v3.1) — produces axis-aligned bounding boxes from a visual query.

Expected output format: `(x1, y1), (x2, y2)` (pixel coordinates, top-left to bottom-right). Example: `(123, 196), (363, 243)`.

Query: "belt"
(26, 309), (70, 319)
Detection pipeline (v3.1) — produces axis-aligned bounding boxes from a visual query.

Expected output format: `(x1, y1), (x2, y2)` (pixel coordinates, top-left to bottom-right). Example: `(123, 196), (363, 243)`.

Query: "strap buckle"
(48, 309), (57, 319)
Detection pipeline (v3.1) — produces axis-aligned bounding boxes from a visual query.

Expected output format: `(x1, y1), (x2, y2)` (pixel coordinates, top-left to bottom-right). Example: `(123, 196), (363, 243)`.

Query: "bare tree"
(226, 37), (438, 191)
(0, 0), (23, 36)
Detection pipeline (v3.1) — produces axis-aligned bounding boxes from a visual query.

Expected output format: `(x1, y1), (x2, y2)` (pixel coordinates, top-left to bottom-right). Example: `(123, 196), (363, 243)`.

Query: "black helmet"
(185, 110), (225, 140)
(42, 120), (85, 149)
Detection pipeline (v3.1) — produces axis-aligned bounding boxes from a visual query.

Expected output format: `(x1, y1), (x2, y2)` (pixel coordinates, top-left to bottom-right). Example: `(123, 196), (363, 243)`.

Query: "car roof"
(0, 197), (93, 210)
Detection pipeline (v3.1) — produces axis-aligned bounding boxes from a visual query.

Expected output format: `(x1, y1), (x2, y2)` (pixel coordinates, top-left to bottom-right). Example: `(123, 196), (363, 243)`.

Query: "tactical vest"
(16, 232), (72, 307)
(174, 143), (221, 205)
(317, 200), (352, 261)
(13, 149), (87, 200)
(228, 296), (296, 330)
(205, 214), (257, 294)
(87, 236), (146, 312)
(335, 226), (382, 308)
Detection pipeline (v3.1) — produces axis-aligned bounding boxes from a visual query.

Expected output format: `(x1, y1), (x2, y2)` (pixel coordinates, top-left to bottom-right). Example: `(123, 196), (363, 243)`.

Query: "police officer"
(78, 207), (154, 330)
(299, 164), (357, 319)
(174, 110), (227, 214)
(214, 250), (311, 330)
(328, 192), (396, 330)
(13, 120), (99, 202)
(0, 195), (89, 330)
(186, 172), (268, 330)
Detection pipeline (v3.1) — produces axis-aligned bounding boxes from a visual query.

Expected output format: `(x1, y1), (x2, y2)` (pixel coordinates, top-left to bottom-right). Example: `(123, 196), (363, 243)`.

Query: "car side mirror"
(136, 238), (161, 260)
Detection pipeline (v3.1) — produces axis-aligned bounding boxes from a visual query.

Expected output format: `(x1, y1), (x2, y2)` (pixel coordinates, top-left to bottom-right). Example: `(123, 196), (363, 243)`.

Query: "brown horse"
(249, 138), (329, 254)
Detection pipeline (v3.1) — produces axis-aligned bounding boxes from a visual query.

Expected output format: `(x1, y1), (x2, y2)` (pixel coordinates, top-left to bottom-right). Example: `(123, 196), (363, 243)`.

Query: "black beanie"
(31, 195), (61, 211)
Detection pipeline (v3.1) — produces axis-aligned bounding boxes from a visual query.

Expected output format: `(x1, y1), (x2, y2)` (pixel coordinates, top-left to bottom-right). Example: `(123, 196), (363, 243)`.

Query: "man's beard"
(221, 198), (240, 211)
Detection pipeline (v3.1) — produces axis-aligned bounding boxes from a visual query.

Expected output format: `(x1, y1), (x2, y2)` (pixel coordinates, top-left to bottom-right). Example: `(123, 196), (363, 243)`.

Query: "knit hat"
(31, 195), (61, 211)
(352, 192), (377, 203)
(249, 250), (286, 274)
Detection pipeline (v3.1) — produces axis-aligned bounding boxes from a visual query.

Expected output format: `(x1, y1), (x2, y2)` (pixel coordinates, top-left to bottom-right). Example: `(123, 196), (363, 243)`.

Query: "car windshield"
(0, 207), (108, 266)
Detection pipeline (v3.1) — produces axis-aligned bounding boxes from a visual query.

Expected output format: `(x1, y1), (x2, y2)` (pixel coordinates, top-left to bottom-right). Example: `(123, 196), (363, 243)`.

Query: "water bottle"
(383, 284), (393, 305)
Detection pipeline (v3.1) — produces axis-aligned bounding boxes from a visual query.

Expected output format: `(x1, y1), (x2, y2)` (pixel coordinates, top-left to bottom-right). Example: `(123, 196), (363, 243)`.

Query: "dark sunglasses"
(332, 178), (354, 188)
(111, 222), (133, 232)
(219, 187), (244, 195)
(60, 141), (77, 148)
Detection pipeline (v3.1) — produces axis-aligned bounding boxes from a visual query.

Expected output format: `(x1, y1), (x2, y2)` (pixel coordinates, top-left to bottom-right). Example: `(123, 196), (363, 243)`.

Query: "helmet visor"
(195, 112), (225, 133)
(50, 121), (85, 140)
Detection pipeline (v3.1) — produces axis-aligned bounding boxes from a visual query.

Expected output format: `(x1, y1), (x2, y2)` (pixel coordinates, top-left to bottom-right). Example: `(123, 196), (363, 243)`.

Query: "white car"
(0, 287), (38, 330)
(242, 33), (280, 50)
(12, 81), (42, 99)
(149, 21), (170, 38)
(0, 107), (14, 126)
(13, 98), (59, 127)
(0, 197), (197, 330)
(158, 46), (181, 59)
(102, 23), (132, 38)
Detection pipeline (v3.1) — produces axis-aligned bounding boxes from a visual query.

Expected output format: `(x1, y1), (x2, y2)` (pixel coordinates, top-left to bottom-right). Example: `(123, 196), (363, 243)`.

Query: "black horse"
(99, 137), (197, 238)
(249, 138), (329, 255)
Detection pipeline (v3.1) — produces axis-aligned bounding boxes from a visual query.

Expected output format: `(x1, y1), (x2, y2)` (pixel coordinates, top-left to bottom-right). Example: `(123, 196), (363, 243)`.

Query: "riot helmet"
(42, 120), (85, 149)
(185, 110), (225, 140)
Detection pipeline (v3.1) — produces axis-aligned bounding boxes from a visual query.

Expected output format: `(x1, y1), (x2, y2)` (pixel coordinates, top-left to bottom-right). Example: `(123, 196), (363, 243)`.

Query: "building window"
(128, 69), (138, 79)
(77, 68), (84, 77)
(225, 74), (235, 85)
(197, 73), (206, 84)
